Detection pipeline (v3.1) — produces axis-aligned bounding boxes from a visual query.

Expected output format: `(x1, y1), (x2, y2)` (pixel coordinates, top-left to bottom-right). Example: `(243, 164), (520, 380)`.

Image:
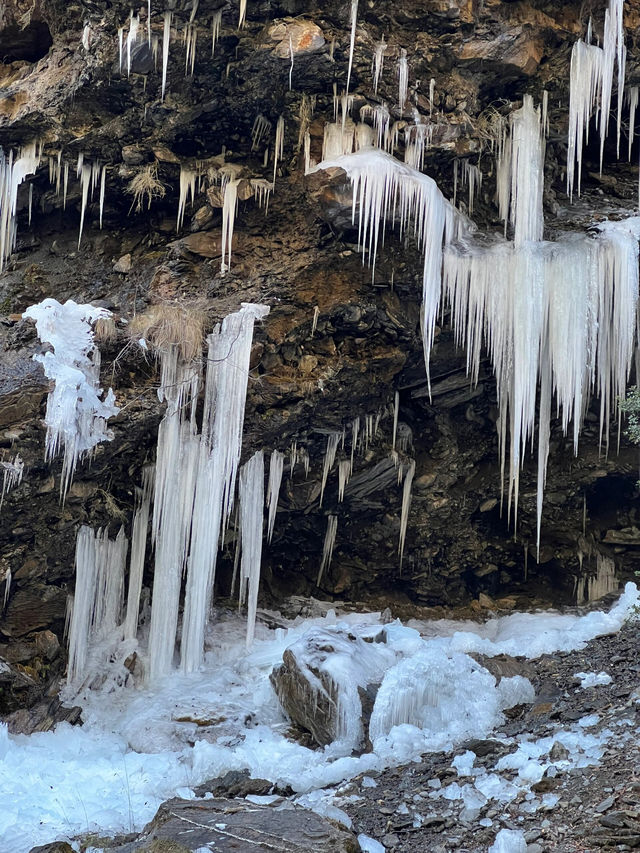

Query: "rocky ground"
(26, 594), (640, 853)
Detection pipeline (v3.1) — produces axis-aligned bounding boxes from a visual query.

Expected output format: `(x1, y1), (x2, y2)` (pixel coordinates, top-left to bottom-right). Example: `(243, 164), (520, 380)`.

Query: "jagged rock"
(97, 797), (358, 852)
(4, 696), (81, 734)
(270, 627), (385, 749)
(113, 254), (132, 273)
(193, 769), (273, 799)
(457, 26), (544, 76)
(468, 653), (536, 684)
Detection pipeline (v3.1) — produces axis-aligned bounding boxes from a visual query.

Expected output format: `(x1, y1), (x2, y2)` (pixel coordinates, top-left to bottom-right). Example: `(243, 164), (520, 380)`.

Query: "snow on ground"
(0, 583), (637, 852)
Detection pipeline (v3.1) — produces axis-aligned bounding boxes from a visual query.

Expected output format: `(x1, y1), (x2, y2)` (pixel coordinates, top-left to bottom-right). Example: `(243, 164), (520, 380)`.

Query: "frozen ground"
(0, 583), (637, 852)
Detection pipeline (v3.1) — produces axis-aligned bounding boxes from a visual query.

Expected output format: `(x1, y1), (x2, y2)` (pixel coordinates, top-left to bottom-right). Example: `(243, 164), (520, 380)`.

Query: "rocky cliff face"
(1, 0), (639, 709)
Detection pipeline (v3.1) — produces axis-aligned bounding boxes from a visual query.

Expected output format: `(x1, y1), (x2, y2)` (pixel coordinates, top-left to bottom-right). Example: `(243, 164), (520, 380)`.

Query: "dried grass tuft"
(94, 316), (118, 344)
(126, 164), (166, 214)
(129, 303), (206, 363)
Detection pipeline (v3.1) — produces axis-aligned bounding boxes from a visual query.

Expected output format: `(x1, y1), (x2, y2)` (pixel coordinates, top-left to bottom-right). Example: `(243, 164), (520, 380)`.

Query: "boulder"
(95, 796), (358, 852)
(270, 626), (391, 749)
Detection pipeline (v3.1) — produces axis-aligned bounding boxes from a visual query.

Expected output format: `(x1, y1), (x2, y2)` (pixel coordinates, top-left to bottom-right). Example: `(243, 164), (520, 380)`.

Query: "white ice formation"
(123, 465), (154, 640)
(0, 455), (23, 511)
(567, 0), (626, 198)
(317, 514), (338, 584)
(0, 143), (41, 272)
(266, 449), (284, 543)
(23, 299), (119, 500)
(238, 450), (264, 647)
(314, 122), (640, 550)
(146, 303), (270, 678)
(67, 525), (128, 685)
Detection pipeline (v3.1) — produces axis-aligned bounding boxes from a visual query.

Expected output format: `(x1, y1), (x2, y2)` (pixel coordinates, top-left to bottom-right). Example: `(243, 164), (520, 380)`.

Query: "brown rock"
(457, 27), (544, 76)
(264, 19), (325, 58)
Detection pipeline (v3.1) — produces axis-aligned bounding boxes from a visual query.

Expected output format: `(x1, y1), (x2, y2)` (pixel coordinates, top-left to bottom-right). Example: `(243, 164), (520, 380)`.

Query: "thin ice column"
(266, 449), (284, 543)
(239, 450), (264, 647)
(124, 465), (154, 640)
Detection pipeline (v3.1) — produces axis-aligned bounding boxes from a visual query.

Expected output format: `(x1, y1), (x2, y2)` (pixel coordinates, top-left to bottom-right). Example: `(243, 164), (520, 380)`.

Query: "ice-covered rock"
(270, 624), (394, 749)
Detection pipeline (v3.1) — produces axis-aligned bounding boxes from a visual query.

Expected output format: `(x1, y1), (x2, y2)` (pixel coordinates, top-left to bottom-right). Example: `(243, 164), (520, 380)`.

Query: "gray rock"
(100, 796), (357, 852)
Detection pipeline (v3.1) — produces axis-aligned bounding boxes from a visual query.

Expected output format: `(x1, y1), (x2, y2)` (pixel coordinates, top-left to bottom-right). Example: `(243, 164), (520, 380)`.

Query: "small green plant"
(620, 386), (640, 445)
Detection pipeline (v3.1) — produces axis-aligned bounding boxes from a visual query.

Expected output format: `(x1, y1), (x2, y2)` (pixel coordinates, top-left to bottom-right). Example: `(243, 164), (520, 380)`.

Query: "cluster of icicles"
(65, 325), (415, 685)
(0, 144), (107, 271)
(67, 303), (269, 683)
(314, 81), (640, 555)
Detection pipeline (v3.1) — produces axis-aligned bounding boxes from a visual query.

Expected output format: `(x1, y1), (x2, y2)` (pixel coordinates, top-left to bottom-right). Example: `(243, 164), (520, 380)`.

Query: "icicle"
(312, 148), (461, 389)
(3, 569), (10, 610)
(497, 95), (544, 245)
(239, 0), (247, 28)
(337, 459), (350, 501)
(288, 34), (294, 90)
(398, 49), (408, 113)
(238, 450), (264, 647)
(628, 86), (639, 161)
(0, 454), (23, 510)
(251, 114), (271, 151)
(541, 89), (549, 137)
(273, 116), (285, 184)
(23, 299), (119, 500)
(99, 165), (106, 230)
(311, 305), (319, 337)
(184, 22), (197, 76)
(304, 131), (312, 174)
(179, 304), (269, 673)
(148, 348), (201, 681)
(63, 162), (69, 210)
(372, 37), (386, 95)
(0, 143), (41, 272)
(322, 121), (355, 160)
(399, 459), (415, 566)
(319, 432), (341, 506)
(220, 178), (239, 274)
(317, 515), (338, 585)
(67, 526), (97, 684)
(251, 178), (273, 214)
(567, 0), (626, 198)
(266, 449), (284, 543)
(346, 0), (358, 94)
(67, 525), (128, 685)
(392, 391), (399, 450)
(176, 165), (196, 230)
(77, 163), (91, 248)
(429, 77), (436, 119)
(117, 25), (124, 72)
(211, 10), (222, 56)
(289, 440), (297, 479)
(350, 417), (359, 473)
(161, 11), (171, 101)
(126, 12), (140, 77)
(123, 465), (154, 640)
(301, 448), (310, 477)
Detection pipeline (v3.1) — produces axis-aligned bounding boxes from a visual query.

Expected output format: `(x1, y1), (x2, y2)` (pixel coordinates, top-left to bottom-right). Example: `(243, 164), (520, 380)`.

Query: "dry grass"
(126, 164), (166, 214)
(128, 303), (206, 362)
(94, 317), (118, 344)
